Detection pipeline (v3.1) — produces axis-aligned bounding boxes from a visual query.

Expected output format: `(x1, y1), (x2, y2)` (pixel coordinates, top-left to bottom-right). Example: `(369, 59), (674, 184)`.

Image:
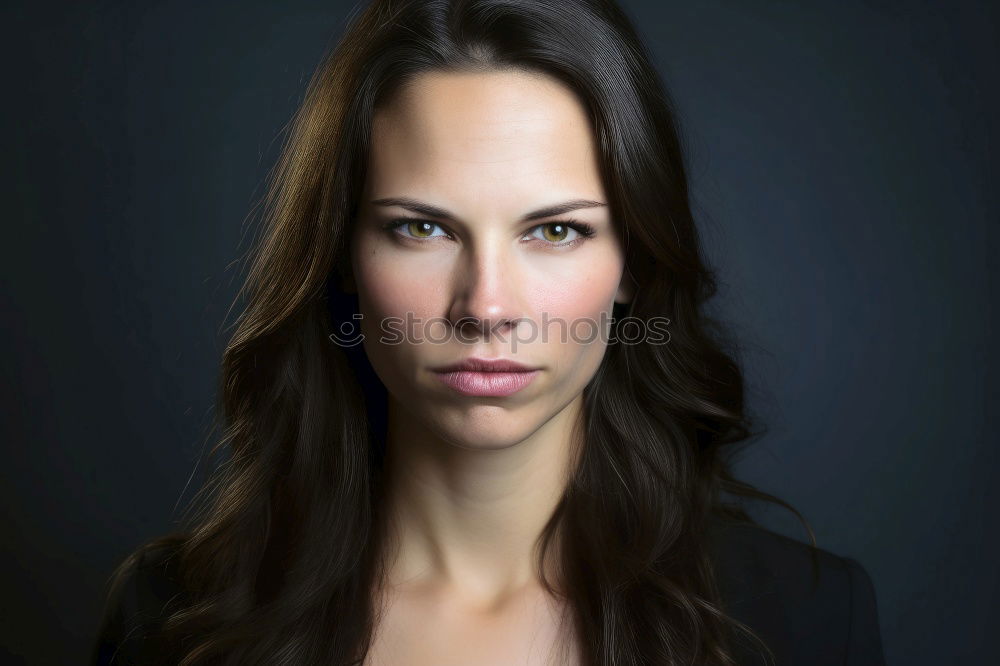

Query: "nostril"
(449, 316), (522, 342)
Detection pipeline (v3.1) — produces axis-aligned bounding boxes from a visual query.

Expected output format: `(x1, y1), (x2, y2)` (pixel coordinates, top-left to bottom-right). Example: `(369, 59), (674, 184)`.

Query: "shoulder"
(707, 517), (886, 666)
(91, 541), (187, 666)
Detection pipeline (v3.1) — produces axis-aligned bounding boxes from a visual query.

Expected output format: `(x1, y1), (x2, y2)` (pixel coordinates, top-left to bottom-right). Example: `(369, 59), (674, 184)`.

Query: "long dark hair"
(101, 0), (817, 663)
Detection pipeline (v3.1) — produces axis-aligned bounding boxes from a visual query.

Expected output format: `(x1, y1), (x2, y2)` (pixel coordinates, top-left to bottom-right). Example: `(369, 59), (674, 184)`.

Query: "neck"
(377, 393), (584, 610)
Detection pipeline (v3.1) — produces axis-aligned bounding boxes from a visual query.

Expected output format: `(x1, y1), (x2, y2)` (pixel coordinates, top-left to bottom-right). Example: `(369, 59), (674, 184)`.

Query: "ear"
(614, 268), (635, 305)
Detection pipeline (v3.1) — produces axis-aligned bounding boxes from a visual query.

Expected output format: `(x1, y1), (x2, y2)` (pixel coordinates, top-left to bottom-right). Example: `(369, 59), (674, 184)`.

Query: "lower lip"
(434, 370), (539, 397)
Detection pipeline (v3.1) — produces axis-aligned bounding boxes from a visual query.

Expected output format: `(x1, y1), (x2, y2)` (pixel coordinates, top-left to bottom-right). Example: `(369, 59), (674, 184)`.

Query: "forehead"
(366, 69), (605, 206)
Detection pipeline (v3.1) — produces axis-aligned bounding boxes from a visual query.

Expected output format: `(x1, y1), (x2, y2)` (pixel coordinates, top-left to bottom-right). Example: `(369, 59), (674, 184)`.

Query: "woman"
(92, 0), (886, 664)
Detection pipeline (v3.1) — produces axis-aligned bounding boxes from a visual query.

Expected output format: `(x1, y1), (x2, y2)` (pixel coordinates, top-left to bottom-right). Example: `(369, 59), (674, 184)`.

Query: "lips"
(431, 357), (540, 397)
(431, 357), (540, 373)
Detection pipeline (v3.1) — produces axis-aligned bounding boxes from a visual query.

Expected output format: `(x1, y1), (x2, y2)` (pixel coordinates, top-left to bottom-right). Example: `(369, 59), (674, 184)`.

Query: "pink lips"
(432, 357), (540, 397)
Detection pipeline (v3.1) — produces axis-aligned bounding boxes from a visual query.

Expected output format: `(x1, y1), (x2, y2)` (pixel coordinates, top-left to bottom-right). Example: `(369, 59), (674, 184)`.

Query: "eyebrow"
(370, 197), (607, 223)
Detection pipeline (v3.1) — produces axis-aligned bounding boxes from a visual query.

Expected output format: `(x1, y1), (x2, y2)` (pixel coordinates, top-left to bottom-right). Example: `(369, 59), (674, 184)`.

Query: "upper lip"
(432, 357), (540, 373)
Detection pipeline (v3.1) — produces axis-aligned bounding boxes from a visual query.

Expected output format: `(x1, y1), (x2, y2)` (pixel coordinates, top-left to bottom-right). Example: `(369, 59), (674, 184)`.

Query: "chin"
(432, 414), (542, 451)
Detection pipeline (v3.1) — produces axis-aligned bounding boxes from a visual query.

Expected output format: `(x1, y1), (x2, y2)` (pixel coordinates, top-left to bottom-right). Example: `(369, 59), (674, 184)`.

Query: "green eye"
(407, 221), (438, 238)
(527, 220), (596, 245)
(539, 223), (570, 242)
(385, 219), (449, 239)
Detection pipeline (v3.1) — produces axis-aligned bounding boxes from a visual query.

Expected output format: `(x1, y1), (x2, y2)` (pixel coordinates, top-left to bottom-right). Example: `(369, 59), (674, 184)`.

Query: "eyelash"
(382, 218), (597, 248)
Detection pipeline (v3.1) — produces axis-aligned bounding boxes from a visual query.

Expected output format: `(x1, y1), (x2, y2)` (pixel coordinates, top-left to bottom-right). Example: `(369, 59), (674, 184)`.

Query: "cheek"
(352, 244), (443, 394)
(526, 251), (622, 324)
(523, 251), (622, 391)
(354, 243), (446, 320)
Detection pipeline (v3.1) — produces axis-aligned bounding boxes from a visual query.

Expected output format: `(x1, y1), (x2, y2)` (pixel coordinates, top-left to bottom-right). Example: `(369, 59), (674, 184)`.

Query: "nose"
(446, 243), (528, 342)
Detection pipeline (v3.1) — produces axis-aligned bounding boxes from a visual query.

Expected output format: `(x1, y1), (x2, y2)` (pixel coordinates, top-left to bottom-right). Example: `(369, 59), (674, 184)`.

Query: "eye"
(385, 219), (451, 240)
(525, 220), (596, 246)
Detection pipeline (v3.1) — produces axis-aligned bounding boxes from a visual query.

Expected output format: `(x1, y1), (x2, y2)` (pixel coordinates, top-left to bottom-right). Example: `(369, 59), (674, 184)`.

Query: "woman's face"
(350, 69), (630, 450)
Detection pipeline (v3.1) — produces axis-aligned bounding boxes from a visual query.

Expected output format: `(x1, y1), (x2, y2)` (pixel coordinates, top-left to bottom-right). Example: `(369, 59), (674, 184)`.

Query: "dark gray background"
(3, 1), (996, 663)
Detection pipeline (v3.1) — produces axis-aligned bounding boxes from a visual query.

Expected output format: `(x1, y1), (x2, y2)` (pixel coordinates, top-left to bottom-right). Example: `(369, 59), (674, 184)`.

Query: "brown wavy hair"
(99, 0), (818, 663)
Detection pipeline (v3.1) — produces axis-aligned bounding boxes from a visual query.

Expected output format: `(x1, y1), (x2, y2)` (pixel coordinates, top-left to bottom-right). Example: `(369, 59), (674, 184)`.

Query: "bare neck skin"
(377, 390), (583, 613)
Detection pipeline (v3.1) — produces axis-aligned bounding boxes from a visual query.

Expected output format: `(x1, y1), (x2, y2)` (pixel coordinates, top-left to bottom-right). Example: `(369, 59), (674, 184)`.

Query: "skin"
(346, 69), (633, 665)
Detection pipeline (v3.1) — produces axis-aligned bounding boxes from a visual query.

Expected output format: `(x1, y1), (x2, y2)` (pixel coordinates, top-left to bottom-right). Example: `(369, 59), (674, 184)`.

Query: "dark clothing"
(92, 519), (886, 665)
(707, 519), (886, 665)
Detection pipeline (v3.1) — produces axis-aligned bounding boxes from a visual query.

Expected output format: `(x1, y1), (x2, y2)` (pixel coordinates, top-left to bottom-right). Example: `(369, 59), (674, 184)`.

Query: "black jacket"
(706, 519), (886, 665)
(91, 519), (886, 665)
